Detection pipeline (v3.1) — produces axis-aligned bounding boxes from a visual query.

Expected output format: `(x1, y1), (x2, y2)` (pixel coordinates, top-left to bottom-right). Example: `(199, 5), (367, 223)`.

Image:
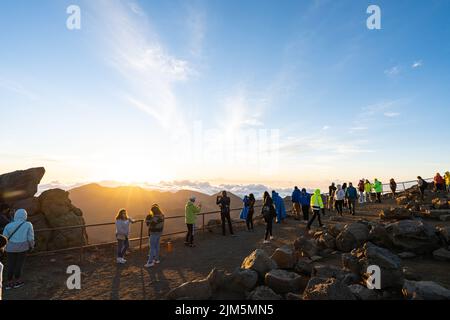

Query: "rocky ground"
(3, 187), (450, 300)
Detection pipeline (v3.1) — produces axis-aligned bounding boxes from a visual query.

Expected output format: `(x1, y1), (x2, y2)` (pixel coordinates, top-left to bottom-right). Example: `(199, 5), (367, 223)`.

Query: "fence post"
(139, 220), (144, 251)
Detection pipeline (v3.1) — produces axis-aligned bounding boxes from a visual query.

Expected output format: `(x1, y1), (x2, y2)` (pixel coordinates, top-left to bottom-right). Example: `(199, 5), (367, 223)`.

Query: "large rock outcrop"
(0, 167), (45, 203)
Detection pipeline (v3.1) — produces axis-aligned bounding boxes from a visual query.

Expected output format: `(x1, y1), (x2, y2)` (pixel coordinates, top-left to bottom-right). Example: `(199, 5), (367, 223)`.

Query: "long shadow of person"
(110, 264), (125, 300)
(144, 266), (170, 299)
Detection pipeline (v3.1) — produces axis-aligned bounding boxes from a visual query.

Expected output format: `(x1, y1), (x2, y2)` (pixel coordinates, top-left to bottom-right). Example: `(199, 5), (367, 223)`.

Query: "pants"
(419, 186), (426, 200)
(264, 216), (273, 240)
(365, 192), (371, 202)
(148, 234), (161, 262)
(335, 200), (344, 215)
(348, 199), (356, 215)
(376, 192), (382, 203)
(359, 191), (365, 203)
(7, 252), (27, 281)
(293, 203), (301, 218)
(186, 224), (194, 244)
(301, 205), (310, 221)
(327, 196), (334, 210)
(117, 238), (129, 258)
(246, 208), (254, 230)
(447, 184), (450, 192)
(221, 211), (234, 235)
(391, 188), (396, 197)
(435, 183), (444, 191)
(307, 209), (322, 229)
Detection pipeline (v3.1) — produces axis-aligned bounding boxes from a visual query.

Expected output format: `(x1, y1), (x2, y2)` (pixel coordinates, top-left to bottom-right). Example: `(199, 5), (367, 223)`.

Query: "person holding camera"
(2, 209), (35, 290)
(216, 191), (234, 236)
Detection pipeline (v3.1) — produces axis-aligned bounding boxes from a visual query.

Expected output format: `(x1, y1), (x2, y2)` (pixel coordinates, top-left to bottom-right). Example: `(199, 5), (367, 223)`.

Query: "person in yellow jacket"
(364, 179), (372, 203)
(372, 179), (383, 203)
(307, 189), (324, 230)
(185, 196), (202, 247)
(445, 171), (450, 193)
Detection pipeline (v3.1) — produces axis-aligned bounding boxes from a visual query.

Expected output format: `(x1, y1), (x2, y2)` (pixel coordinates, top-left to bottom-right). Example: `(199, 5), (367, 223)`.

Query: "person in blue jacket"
(299, 188), (311, 221)
(291, 186), (301, 220)
(272, 190), (286, 224)
(239, 195), (249, 224)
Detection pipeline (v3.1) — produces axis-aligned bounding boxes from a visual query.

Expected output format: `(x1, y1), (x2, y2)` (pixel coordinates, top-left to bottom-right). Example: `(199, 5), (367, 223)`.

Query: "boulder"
(396, 196), (409, 206)
(271, 246), (296, 269)
(294, 257), (313, 276)
(206, 268), (229, 292)
(368, 223), (392, 248)
(335, 223), (369, 252)
(226, 268), (259, 293)
(432, 198), (449, 210)
(166, 279), (212, 300)
(385, 220), (440, 254)
(317, 232), (336, 250)
(27, 213), (51, 251)
(403, 267), (422, 281)
(38, 189), (88, 250)
(10, 197), (40, 216)
(398, 252), (416, 259)
(286, 292), (303, 300)
(294, 236), (319, 258)
(241, 249), (277, 278)
(341, 252), (361, 275)
(0, 167), (45, 202)
(328, 223), (345, 237)
(303, 277), (356, 300)
(247, 286), (282, 300)
(436, 226), (450, 244)
(432, 248), (450, 261)
(424, 210), (450, 219)
(379, 207), (411, 220)
(402, 280), (450, 300)
(439, 214), (450, 222)
(313, 264), (355, 283)
(348, 284), (379, 300)
(265, 269), (307, 294)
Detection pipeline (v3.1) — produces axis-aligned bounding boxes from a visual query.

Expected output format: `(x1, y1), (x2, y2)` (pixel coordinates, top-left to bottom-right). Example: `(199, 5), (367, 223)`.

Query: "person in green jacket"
(364, 180), (372, 203)
(185, 196), (202, 247)
(372, 179), (383, 203)
(307, 189), (324, 230)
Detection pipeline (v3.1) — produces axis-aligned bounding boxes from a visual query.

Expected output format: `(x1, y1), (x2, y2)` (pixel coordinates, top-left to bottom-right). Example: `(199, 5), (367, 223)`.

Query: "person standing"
(272, 191), (286, 224)
(239, 195), (249, 223)
(299, 188), (311, 221)
(115, 209), (135, 264)
(417, 176), (428, 201)
(216, 191), (234, 236)
(246, 194), (256, 231)
(261, 192), (276, 243)
(328, 183), (337, 211)
(307, 189), (324, 230)
(144, 204), (165, 268)
(345, 183), (358, 216)
(334, 185), (345, 216)
(372, 179), (383, 203)
(390, 178), (397, 198)
(0, 235), (7, 299)
(434, 173), (445, 192)
(358, 179), (365, 204)
(342, 183), (348, 209)
(2, 209), (35, 290)
(291, 186), (302, 220)
(185, 196), (201, 247)
(445, 171), (450, 193)
(364, 179), (372, 203)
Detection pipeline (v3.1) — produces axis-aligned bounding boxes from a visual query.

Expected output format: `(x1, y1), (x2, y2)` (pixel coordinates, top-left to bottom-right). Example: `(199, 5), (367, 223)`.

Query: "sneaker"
(154, 259), (161, 264)
(117, 258), (126, 264)
(13, 281), (25, 289)
(144, 262), (155, 268)
(189, 243), (196, 247)
(270, 236), (274, 240)
(263, 240), (270, 244)
(4, 283), (14, 290)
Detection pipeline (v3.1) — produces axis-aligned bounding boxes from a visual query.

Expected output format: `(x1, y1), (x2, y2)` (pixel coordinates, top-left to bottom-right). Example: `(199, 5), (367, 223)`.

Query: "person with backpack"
(364, 179), (372, 203)
(307, 189), (324, 230)
(216, 191), (234, 236)
(144, 204), (165, 268)
(372, 179), (383, 203)
(345, 182), (358, 215)
(246, 194), (256, 231)
(185, 196), (201, 247)
(291, 186), (302, 220)
(434, 173), (445, 192)
(0, 235), (8, 300)
(328, 183), (337, 211)
(390, 178), (397, 198)
(334, 184), (345, 216)
(299, 188), (311, 221)
(272, 190), (286, 224)
(2, 209), (35, 290)
(262, 191), (276, 244)
(417, 176), (428, 201)
(445, 171), (450, 193)
(358, 179), (365, 204)
(115, 209), (135, 264)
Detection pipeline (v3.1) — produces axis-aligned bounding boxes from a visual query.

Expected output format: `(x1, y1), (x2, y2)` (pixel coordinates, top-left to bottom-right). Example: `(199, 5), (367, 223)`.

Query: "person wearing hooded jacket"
(272, 190), (286, 224)
(185, 197), (201, 247)
(372, 179), (383, 203)
(357, 180), (365, 204)
(445, 171), (450, 193)
(364, 180), (372, 203)
(262, 192), (276, 243)
(2, 209), (35, 290)
(334, 185), (345, 216)
(307, 189), (324, 230)
(299, 188), (311, 221)
(291, 187), (301, 220)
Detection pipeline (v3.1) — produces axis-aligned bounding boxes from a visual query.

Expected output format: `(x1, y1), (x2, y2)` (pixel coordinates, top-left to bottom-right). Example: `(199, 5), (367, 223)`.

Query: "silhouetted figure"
(307, 189), (324, 230)
(417, 176), (428, 201)
(345, 182), (357, 215)
(390, 178), (397, 198)
(246, 194), (255, 231)
(291, 187), (301, 220)
(299, 188), (311, 221)
(261, 191), (276, 243)
(334, 185), (345, 216)
(216, 191), (234, 236)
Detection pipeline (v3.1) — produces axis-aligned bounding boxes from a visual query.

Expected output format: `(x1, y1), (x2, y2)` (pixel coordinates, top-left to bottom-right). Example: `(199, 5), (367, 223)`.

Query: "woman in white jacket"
(334, 185), (345, 216)
(2, 209), (35, 290)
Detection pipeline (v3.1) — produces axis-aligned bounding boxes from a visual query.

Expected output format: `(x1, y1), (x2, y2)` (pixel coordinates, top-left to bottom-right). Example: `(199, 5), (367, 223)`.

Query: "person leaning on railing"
(144, 204), (165, 268)
(115, 209), (136, 264)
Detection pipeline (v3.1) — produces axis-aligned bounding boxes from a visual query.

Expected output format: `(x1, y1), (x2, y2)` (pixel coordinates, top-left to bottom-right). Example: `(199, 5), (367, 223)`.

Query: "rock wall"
(0, 167), (87, 251)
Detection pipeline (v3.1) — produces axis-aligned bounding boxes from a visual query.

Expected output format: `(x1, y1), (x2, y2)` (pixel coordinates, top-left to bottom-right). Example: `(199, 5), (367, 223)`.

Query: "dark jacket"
(216, 196), (231, 214)
(261, 196), (276, 219)
(299, 192), (311, 206)
(345, 186), (358, 200)
(145, 213), (165, 235)
(292, 188), (301, 203)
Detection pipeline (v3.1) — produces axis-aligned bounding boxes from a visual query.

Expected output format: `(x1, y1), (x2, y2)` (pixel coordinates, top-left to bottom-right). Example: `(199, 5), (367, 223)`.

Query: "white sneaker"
(117, 258), (126, 264)
(263, 240), (270, 244)
(154, 259), (160, 264)
(144, 262), (155, 268)
(270, 236), (274, 240)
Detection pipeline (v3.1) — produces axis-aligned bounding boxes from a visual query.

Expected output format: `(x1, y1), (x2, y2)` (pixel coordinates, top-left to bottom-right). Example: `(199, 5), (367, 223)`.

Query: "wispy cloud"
(412, 60), (423, 68)
(384, 66), (400, 76)
(384, 112), (400, 117)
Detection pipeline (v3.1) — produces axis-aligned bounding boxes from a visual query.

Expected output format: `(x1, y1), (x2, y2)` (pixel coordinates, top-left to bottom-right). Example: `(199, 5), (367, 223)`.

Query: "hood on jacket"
(314, 189), (321, 196)
(14, 209), (28, 222)
(336, 185), (342, 190)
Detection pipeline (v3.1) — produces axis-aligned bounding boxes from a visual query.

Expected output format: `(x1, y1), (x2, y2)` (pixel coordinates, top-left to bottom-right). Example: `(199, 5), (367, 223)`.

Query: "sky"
(1, 0), (449, 194)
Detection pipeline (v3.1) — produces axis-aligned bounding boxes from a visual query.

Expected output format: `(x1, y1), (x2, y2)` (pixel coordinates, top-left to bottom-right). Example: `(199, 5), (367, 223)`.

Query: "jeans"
(307, 209), (322, 229)
(117, 238), (129, 258)
(301, 205), (310, 221)
(148, 234), (161, 262)
(7, 252), (27, 281)
(186, 224), (194, 244)
(221, 211), (234, 235)
(246, 208), (254, 230)
(359, 191), (365, 203)
(264, 216), (273, 240)
(376, 192), (382, 203)
(348, 199), (356, 215)
(335, 200), (344, 215)
(365, 192), (371, 203)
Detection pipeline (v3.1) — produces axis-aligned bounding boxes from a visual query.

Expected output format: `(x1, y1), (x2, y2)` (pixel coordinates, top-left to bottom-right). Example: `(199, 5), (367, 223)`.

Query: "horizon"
(1, 0), (449, 189)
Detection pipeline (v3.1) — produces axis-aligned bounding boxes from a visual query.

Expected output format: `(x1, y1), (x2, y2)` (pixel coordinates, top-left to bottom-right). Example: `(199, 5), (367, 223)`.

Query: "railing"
(31, 177), (434, 260)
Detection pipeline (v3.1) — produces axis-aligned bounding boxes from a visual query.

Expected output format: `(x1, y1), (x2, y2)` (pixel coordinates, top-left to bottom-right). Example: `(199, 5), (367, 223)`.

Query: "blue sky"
(1, 0), (449, 192)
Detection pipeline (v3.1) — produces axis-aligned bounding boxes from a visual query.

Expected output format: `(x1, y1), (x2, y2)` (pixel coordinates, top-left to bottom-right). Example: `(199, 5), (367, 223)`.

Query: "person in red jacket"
(434, 173), (445, 192)
(357, 179), (365, 204)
